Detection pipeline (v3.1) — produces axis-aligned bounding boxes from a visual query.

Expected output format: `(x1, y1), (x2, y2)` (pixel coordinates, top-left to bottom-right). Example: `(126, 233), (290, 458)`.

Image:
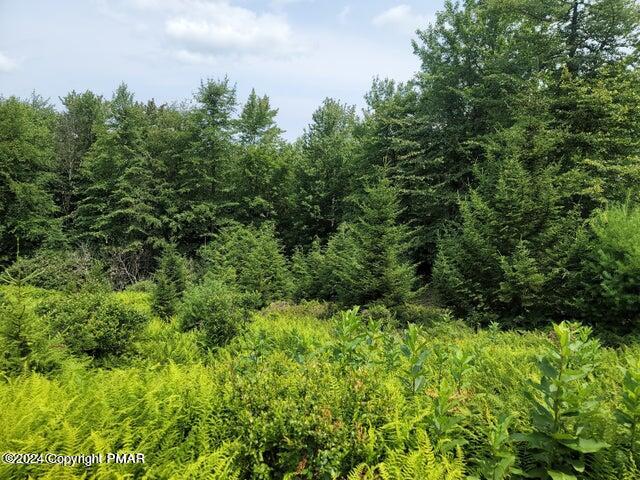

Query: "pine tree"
(74, 84), (161, 285)
(322, 177), (417, 307)
(152, 244), (187, 319)
(432, 153), (583, 325)
(174, 78), (236, 252)
(0, 97), (61, 264)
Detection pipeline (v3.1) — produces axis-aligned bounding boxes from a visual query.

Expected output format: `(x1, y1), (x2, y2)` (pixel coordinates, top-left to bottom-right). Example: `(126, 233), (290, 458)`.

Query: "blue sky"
(0, 0), (444, 139)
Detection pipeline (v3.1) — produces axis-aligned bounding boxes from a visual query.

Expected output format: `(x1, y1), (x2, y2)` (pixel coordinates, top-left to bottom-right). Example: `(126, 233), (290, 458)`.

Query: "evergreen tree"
(54, 90), (105, 222)
(174, 78), (236, 252)
(74, 84), (161, 285)
(321, 177), (417, 307)
(287, 98), (361, 247)
(152, 245), (187, 319)
(432, 152), (583, 325)
(0, 97), (61, 264)
(199, 223), (293, 307)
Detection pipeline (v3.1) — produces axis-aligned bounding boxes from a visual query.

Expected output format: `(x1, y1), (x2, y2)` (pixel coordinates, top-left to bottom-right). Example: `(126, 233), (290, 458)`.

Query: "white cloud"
(338, 5), (351, 24)
(0, 52), (17, 72)
(102, 0), (304, 59)
(372, 4), (431, 33)
(165, 3), (300, 57)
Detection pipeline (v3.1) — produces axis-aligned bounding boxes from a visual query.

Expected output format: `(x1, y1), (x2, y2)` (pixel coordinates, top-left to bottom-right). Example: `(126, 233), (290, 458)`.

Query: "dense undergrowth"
(1, 287), (640, 479)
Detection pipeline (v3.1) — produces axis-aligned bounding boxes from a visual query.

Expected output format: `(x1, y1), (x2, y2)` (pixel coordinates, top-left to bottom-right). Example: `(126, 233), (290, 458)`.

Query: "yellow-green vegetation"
(1, 288), (640, 479)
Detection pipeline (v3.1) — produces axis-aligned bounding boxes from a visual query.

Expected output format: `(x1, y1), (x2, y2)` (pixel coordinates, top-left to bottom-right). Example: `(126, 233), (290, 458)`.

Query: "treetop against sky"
(0, 0), (443, 139)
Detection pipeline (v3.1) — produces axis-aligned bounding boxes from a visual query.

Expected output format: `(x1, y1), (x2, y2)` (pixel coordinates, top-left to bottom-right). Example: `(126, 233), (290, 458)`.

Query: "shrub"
(178, 275), (252, 348)
(199, 223), (293, 308)
(2, 248), (107, 292)
(0, 289), (66, 376)
(125, 279), (154, 293)
(575, 204), (640, 332)
(152, 244), (188, 319)
(514, 322), (608, 478)
(37, 292), (148, 358)
(393, 303), (453, 327)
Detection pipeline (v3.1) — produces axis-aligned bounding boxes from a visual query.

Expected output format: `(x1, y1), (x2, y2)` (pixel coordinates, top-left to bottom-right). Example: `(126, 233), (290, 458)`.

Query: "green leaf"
(560, 437), (609, 453)
(547, 470), (577, 480)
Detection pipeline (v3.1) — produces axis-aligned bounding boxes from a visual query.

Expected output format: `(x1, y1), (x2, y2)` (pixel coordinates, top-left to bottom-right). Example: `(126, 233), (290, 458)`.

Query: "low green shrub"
(393, 303), (453, 327)
(178, 275), (252, 348)
(0, 289), (67, 376)
(37, 292), (148, 359)
(125, 279), (155, 293)
(2, 248), (107, 292)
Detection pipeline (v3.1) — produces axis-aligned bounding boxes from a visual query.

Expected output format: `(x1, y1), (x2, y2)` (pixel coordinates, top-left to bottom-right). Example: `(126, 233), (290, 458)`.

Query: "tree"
(236, 89), (282, 146)
(432, 151), (583, 325)
(152, 244), (188, 319)
(74, 84), (161, 286)
(226, 90), (289, 226)
(287, 98), (362, 247)
(54, 90), (105, 221)
(318, 177), (417, 307)
(0, 97), (61, 264)
(574, 204), (640, 332)
(199, 223), (293, 308)
(174, 78), (237, 252)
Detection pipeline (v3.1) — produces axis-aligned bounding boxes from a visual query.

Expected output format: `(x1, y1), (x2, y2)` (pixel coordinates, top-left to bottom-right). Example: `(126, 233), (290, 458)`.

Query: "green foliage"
(178, 274), (251, 348)
(348, 431), (465, 480)
(297, 178), (417, 308)
(286, 98), (361, 247)
(0, 288), (66, 376)
(515, 322), (608, 479)
(432, 155), (583, 325)
(3, 248), (107, 292)
(152, 244), (188, 319)
(37, 291), (148, 359)
(576, 204), (640, 331)
(473, 415), (522, 480)
(399, 324), (429, 395)
(616, 355), (640, 455)
(0, 97), (61, 264)
(199, 223), (292, 308)
(1, 288), (639, 479)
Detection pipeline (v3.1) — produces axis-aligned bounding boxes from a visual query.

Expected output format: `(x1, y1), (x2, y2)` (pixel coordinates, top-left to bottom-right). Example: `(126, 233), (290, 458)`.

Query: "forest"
(1, 0), (640, 478)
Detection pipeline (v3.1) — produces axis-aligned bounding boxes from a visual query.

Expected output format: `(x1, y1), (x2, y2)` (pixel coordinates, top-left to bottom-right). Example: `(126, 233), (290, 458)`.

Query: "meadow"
(1, 286), (639, 479)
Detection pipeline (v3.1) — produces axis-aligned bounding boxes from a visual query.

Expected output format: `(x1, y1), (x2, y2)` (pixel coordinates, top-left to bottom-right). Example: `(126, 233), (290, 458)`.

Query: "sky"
(0, 0), (444, 139)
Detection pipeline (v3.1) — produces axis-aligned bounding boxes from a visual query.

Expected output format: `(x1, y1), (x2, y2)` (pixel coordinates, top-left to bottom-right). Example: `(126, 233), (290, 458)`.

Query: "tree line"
(1, 0), (640, 332)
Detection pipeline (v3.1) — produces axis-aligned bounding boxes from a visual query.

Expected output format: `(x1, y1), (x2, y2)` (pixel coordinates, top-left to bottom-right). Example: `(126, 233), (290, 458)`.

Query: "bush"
(2, 248), (107, 292)
(0, 288), (66, 376)
(199, 223), (293, 308)
(125, 279), (154, 293)
(152, 244), (188, 319)
(393, 303), (453, 327)
(178, 275), (252, 348)
(37, 292), (148, 358)
(575, 204), (640, 332)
